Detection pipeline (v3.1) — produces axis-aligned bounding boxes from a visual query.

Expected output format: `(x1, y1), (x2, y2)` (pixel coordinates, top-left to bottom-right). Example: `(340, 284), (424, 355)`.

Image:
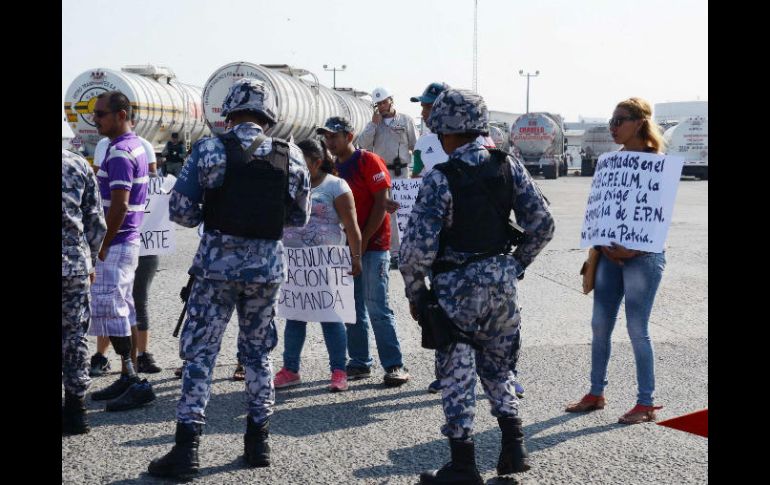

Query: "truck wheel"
(700, 168), (708, 180)
(581, 158), (594, 177)
(544, 165), (557, 179)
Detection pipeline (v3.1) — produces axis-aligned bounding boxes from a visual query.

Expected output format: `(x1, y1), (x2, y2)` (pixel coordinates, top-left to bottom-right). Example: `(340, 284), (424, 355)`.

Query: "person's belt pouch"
(417, 288), (480, 351)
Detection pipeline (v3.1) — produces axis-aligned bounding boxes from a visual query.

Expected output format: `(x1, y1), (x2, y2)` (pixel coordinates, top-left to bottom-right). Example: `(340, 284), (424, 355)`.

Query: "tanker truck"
(580, 125), (621, 177)
(64, 62), (374, 165)
(488, 122), (510, 152)
(201, 62), (373, 143)
(510, 112), (567, 179)
(663, 116), (708, 180)
(64, 65), (210, 163)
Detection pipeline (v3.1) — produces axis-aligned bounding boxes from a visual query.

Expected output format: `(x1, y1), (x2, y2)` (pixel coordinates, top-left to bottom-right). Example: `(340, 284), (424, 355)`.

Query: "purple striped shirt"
(97, 132), (149, 245)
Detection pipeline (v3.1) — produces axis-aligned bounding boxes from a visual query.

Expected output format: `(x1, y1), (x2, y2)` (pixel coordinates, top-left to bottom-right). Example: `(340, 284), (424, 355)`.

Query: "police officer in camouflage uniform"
(62, 149), (107, 435)
(148, 78), (311, 479)
(399, 89), (555, 483)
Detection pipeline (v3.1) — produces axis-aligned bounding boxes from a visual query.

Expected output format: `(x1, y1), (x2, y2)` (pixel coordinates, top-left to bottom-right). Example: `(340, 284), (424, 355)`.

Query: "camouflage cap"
(426, 88), (489, 135)
(220, 78), (278, 125)
(316, 116), (355, 135)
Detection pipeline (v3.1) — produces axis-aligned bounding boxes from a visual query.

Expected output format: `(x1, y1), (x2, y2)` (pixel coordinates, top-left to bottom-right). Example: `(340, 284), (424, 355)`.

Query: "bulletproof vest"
(434, 149), (514, 256)
(203, 131), (290, 240)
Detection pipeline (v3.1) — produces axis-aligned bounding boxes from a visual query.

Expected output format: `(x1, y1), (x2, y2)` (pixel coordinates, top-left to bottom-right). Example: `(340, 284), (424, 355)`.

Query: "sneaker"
(232, 363), (246, 381)
(383, 366), (410, 387)
(137, 352), (162, 374)
(618, 404), (663, 425)
(329, 370), (348, 392)
(427, 379), (442, 394)
(105, 379), (156, 412)
(273, 368), (301, 389)
(565, 394), (607, 413)
(89, 353), (111, 377)
(91, 374), (138, 401)
(513, 380), (525, 399)
(345, 365), (372, 380)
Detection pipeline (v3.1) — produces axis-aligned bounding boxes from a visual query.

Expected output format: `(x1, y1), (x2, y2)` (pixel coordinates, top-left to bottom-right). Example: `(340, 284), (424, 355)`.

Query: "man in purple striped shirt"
(87, 91), (156, 412)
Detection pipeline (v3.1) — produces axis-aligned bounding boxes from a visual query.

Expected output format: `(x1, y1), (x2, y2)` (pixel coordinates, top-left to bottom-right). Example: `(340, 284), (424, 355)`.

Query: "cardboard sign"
(139, 175), (176, 256)
(391, 178), (422, 242)
(580, 151), (684, 252)
(277, 245), (356, 324)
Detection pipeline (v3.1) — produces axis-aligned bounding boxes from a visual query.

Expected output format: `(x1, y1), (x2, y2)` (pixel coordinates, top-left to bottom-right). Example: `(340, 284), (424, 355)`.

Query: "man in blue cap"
(147, 78), (311, 479)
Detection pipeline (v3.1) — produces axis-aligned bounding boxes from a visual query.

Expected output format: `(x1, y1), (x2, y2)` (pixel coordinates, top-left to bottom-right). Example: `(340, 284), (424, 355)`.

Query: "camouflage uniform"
(62, 149), (106, 398)
(399, 90), (555, 440)
(170, 79), (311, 425)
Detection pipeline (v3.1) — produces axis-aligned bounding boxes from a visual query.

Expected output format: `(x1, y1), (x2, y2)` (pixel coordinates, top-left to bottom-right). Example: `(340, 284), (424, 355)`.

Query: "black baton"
(173, 275), (195, 338)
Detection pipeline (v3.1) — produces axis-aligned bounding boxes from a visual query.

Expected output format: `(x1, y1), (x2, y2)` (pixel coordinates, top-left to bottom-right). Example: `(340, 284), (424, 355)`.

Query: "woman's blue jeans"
(589, 251), (666, 406)
(282, 320), (347, 373)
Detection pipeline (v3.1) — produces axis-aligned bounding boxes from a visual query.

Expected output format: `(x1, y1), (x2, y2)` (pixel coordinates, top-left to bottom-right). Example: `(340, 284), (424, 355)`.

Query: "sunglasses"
(92, 110), (115, 118)
(608, 116), (638, 128)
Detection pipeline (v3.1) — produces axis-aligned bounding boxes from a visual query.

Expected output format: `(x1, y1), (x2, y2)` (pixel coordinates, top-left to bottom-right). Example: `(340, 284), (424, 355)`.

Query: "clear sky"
(62, 0), (708, 137)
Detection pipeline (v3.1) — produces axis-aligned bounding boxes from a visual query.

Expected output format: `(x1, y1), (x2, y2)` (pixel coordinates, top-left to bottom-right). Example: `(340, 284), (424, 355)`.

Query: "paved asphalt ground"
(62, 175), (708, 484)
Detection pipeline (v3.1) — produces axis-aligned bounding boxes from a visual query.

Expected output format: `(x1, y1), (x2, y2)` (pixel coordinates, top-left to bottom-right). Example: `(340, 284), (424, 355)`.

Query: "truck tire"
(700, 167), (708, 180)
(581, 158), (594, 177)
(544, 164), (558, 179)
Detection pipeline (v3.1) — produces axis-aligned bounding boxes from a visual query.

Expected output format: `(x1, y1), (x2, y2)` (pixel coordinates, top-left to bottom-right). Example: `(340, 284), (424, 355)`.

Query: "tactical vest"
(203, 131), (290, 240)
(433, 148), (514, 263)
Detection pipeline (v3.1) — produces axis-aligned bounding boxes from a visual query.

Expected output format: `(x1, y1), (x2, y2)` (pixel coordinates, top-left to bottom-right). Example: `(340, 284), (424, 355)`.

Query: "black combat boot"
(62, 392), (89, 435)
(243, 417), (271, 467)
(496, 416), (531, 475)
(147, 422), (202, 479)
(419, 438), (483, 485)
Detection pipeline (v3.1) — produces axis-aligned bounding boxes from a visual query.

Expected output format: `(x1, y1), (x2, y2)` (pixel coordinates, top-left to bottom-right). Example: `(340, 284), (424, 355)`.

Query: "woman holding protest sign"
(566, 97), (669, 425)
(274, 139), (362, 392)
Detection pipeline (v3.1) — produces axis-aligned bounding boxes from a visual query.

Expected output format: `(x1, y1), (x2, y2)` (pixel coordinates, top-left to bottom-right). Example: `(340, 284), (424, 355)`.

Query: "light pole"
(518, 70), (539, 113)
(323, 64), (346, 89)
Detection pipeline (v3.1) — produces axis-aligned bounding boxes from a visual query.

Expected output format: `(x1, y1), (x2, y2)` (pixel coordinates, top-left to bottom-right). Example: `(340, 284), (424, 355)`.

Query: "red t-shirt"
(335, 149), (391, 251)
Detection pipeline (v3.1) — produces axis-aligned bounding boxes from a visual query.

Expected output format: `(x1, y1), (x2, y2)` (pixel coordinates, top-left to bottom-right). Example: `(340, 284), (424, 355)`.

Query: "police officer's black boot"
(243, 417), (271, 467)
(419, 438), (483, 485)
(496, 416), (531, 475)
(62, 392), (89, 435)
(147, 422), (202, 479)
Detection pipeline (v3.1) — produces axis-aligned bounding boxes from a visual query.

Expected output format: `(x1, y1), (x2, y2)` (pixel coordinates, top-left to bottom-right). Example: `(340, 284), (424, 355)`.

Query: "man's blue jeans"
(346, 250), (404, 370)
(589, 251), (666, 406)
(282, 320), (347, 373)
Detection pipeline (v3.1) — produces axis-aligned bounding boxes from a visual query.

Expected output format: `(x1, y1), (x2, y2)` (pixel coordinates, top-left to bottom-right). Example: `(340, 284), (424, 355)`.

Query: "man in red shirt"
(317, 117), (410, 386)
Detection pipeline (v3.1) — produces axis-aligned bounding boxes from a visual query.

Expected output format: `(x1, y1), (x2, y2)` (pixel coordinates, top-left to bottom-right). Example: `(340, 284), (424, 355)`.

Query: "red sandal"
(618, 404), (663, 424)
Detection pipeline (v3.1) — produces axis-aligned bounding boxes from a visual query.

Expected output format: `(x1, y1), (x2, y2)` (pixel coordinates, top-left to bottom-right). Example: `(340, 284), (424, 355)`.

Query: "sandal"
(565, 394), (606, 413)
(618, 404), (663, 424)
(174, 362), (186, 379)
(232, 363), (245, 381)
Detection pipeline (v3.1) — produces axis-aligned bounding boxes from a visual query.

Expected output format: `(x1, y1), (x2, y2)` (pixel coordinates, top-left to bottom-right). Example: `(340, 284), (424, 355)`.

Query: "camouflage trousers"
(62, 275), (92, 398)
(435, 294), (522, 440)
(177, 277), (280, 425)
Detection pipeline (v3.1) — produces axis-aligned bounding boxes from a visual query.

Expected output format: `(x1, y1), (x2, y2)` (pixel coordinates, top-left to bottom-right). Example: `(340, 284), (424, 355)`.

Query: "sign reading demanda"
(139, 175), (177, 256)
(277, 245), (356, 323)
(391, 178), (422, 242)
(580, 151), (684, 252)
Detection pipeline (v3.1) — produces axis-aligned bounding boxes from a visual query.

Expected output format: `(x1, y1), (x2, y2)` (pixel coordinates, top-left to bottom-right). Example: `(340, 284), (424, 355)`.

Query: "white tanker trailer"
(510, 112), (567, 179)
(580, 125), (621, 177)
(64, 65), (209, 163)
(202, 62), (373, 143)
(663, 116), (708, 180)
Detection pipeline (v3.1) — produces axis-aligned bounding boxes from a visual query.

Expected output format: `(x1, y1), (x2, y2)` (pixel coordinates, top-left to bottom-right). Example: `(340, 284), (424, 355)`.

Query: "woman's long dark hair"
(297, 139), (336, 175)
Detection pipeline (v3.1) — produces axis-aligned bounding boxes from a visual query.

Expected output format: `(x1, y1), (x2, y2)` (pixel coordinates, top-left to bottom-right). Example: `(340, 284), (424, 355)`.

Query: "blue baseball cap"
(410, 82), (450, 104)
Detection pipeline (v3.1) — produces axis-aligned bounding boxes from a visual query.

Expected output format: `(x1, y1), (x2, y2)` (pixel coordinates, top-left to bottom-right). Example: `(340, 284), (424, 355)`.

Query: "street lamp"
(518, 70), (540, 113)
(323, 64), (346, 89)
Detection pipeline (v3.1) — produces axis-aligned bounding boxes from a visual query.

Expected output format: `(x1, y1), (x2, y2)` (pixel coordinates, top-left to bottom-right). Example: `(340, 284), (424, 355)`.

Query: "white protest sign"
(391, 178), (423, 242)
(580, 151), (684, 252)
(139, 175), (177, 256)
(277, 245), (356, 323)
